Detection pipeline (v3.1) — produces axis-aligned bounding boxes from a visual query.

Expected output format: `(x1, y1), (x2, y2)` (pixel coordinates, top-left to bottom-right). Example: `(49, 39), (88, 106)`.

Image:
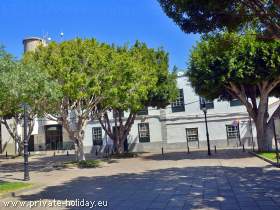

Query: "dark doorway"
(113, 126), (128, 152)
(45, 125), (63, 150)
(28, 135), (35, 152)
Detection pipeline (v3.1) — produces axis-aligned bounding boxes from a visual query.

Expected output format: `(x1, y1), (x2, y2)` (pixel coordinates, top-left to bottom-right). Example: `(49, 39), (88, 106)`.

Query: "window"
(92, 127), (103, 146)
(186, 128), (199, 142)
(171, 89), (185, 112)
(226, 125), (240, 139)
(230, 99), (242, 106)
(138, 123), (150, 143)
(113, 110), (124, 118)
(199, 97), (214, 109)
(137, 107), (148, 116)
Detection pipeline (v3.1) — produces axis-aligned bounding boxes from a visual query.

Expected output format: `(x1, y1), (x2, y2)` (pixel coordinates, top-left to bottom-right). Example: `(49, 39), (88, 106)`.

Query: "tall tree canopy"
(24, 39), (114, 160)
(158, 0), (280, 39)
(187, 32), (280, 151)
(97, 42), (178, 153)
(0, 47), (60, 154)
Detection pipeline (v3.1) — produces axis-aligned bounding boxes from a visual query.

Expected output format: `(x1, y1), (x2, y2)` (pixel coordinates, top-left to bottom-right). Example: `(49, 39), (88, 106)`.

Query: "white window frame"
(226, 125), (239, 139)
(172, 89), (184, 107)
(138, 123), (150, 142)
(92, 127), (102, 145)
(186, 128), (199, 142)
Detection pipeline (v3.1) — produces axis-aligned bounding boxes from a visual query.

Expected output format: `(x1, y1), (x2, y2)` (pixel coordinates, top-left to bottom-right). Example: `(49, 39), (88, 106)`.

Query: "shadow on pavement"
(0, 155), (77, 174)
(141, 149), (254, 161)
(0, 153), (114, 182)
(13, 164), (280, 210)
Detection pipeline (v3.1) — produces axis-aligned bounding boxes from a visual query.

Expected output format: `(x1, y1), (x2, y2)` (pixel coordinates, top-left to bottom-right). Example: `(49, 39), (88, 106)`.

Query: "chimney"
(22, 37), (46, 53)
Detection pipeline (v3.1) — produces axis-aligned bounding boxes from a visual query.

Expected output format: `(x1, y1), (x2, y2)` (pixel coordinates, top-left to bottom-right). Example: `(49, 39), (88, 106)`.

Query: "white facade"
(115, 75), (258, 152)
(2, 75), (280, 155)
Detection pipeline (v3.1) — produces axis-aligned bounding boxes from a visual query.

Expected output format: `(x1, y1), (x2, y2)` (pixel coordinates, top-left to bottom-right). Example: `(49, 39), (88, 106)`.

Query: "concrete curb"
(0, 183), (42, 199)
(249, 151), (280, 168)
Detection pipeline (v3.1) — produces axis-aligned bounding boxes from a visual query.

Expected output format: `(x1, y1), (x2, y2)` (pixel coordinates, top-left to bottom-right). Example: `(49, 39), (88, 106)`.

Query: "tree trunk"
(76, 140), (85, 161)
(255, 120), (271, 152)
(116, 140), (124, 154)
(17, 140), (24, 156)
(254, 93), (271, 152)
(61, 113), (87, 161)
(227, 82), (280, 152)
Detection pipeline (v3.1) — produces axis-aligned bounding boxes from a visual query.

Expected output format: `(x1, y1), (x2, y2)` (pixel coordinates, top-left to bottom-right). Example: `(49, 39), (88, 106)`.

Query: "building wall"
(0, 123), (17, 155)
(2, 75), (276, 154)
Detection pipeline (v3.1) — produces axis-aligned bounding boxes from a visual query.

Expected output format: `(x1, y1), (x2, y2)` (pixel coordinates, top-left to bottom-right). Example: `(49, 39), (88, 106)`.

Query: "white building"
(1, 37), (279, 155)
(0, 73), (257, 155)
(83, 75), (260, 153)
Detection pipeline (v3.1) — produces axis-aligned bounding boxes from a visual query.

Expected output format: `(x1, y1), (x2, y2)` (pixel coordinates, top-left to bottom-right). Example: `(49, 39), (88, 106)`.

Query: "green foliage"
(258, 152), (278, 162)
(62, 160), (101, 168)
(100, 41), (177, 112)
(111, 152), (139, 159)
(0, 47), (60, 118)
(77, 160), (101, 168)
(158, 0), (280, 38)
(187, 32), (280, 100)
(147, 59), (178, 108)
(24, 38), (177, 114)
(0, 181), (32, 193)
(24, 39), (115, 115)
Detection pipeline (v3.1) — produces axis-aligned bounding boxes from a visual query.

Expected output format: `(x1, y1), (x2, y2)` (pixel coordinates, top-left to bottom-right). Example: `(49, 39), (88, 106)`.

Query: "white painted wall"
(2, 75), (276, 153)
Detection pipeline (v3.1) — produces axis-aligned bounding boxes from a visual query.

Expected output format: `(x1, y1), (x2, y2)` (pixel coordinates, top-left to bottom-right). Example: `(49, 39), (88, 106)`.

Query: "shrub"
(56, 160), (102, 169)
(111, 152), (138, 159)
(77, 160), (101, 168)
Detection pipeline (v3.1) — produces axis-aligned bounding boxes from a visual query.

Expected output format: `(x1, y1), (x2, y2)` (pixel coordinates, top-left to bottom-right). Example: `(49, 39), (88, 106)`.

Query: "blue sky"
(0, 0), (200, 70)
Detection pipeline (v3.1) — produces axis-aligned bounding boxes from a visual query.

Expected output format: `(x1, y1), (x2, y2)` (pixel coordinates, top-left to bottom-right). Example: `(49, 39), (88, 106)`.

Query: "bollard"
(53, 152), (56, 157)
(67, 150), (69, 156)
(6, 151), (8, 158)
(243, 144), (245, 152)
(161, 147), (164, 156)
(95, 149), (98, 156)
(253, 142), (255, 152)
(214, 146), (217, 153)
(187, 146), (190, 154)
(108, 147), (111, 160)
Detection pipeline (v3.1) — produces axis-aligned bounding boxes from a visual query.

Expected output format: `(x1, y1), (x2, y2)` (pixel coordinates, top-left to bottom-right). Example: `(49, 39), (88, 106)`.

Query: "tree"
(158, 0), (280, 39)
(0, 47), (60, 154)
(97, 42), (178, 154)
(187, 32), (280, 151)
(24, 39), (114, 160)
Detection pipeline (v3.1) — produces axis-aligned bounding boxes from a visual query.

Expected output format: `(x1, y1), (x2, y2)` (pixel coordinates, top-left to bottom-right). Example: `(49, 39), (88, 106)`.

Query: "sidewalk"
(1, 149), (280, 210)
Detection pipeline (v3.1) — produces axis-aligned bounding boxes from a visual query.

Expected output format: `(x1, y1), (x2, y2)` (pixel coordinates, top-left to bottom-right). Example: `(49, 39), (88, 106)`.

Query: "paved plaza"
(1, 149), (280, 210)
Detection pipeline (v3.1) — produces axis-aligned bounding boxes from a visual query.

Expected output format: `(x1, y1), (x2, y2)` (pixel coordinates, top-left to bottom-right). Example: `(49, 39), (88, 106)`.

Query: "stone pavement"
(1, 149), (280, 210)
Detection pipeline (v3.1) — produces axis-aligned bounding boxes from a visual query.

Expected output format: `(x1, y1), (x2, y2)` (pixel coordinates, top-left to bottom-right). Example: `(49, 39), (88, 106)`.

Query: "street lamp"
(22, 103), (30, 181)
(273, 117), (280, 167)
(202, 102), (211, 156)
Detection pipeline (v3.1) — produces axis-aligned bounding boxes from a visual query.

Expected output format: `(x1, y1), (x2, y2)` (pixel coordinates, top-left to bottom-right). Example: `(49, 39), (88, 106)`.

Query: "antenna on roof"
(42, 32), (51, 43)
(47, 37), (52, 44)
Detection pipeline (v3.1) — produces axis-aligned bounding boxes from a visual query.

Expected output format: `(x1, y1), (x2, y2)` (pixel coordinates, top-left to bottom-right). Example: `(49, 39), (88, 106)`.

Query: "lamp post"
(249, 117), (254, 151)
(202, 102), (211, 156)
(23, 103), (30, 181)
(273, 117), (280, 167)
